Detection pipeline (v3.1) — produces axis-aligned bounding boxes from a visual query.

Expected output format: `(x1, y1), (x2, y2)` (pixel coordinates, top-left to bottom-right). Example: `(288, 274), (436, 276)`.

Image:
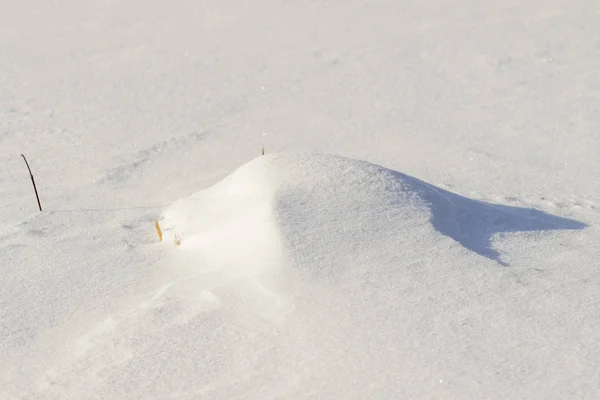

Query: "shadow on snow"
(391, 171), (587, 266)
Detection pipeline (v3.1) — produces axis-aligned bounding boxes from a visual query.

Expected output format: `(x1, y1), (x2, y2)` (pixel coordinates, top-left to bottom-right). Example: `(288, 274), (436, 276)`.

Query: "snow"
(2, 0), (600, 399)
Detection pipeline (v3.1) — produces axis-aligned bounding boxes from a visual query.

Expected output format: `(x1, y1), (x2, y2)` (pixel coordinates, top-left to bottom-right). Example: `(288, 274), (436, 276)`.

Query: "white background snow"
(1, 0), (599, 399)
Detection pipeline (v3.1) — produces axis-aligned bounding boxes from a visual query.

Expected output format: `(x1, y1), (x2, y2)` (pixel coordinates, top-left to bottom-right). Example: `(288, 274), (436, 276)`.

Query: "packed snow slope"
(2, 0), (600, 399)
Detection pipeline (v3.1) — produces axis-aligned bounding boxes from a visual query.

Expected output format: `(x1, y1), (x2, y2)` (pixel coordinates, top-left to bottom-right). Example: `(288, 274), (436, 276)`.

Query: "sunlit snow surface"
(2, 0), (599, 399)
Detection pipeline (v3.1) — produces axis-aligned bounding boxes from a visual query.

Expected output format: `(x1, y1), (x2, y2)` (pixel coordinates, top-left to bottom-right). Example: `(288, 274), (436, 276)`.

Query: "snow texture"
(2, 0), (600, 399)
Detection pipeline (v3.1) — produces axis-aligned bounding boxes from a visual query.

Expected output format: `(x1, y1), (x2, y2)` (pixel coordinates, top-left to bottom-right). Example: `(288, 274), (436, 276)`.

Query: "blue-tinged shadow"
(390, 171), (587, 266)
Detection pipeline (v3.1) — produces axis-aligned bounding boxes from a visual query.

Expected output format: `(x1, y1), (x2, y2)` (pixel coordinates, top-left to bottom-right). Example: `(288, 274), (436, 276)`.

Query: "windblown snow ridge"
(162, 153), (585, 269)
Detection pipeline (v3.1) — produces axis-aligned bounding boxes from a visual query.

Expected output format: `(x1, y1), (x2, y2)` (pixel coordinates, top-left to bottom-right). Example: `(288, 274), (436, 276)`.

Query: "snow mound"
(163, 153), (584, 271)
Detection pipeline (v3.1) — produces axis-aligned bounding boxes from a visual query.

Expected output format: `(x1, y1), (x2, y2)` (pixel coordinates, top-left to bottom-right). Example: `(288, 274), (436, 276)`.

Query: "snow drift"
(147, 153), (591, 398)
(8, 155), (593, 400)
(162, 153), (584, 271)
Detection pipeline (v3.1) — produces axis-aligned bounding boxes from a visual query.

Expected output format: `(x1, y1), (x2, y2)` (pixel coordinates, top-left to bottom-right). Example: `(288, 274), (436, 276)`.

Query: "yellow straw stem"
(154, 221), (163, 242)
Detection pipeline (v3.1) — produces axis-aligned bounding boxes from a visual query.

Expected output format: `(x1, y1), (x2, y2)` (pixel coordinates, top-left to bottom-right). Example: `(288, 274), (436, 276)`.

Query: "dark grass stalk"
(21, 154), (42, 211)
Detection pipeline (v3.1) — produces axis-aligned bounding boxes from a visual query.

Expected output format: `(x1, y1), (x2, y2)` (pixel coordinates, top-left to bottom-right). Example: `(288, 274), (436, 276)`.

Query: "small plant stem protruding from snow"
(154, 221), (163, 242)
(21, 154), (42, 212)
